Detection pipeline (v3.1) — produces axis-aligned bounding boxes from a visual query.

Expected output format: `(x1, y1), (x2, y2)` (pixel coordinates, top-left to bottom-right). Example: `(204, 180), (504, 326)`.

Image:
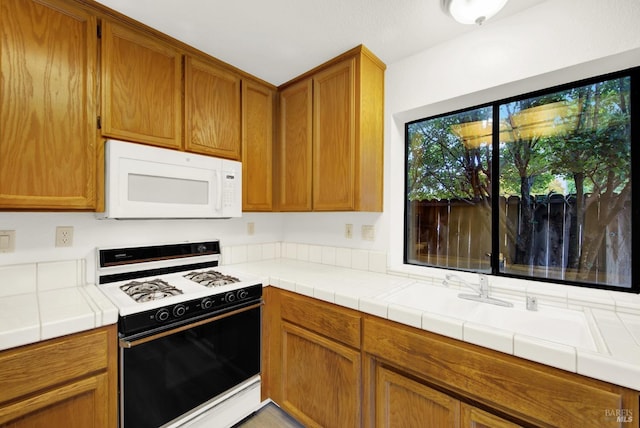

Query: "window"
(405, 69), (638, 292)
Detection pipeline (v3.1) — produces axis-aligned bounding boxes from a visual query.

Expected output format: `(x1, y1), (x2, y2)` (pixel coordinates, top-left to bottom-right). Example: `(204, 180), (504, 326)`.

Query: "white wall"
(384, 0), (640, 270)
(0, 212), (283, 279)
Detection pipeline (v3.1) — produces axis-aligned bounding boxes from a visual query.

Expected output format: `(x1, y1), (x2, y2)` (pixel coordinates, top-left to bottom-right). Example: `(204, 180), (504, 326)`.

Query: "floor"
(233, 402), (304, 428)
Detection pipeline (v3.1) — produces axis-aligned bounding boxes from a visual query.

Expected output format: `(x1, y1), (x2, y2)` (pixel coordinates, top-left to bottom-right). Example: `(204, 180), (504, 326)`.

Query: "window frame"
(404, 66), (640, 294)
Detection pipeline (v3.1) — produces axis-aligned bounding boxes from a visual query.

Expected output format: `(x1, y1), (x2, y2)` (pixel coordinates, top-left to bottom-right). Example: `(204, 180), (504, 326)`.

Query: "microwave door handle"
(215, 170), (222, 211)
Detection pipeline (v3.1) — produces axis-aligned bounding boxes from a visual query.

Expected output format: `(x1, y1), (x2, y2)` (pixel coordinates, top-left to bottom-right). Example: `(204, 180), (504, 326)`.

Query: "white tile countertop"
(0, 260), (118, 351)
(230, 257), (640, 391)
(2, 248), (639, 392)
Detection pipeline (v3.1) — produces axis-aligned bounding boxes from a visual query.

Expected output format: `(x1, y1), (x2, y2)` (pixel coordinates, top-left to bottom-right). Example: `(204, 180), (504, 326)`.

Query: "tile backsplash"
(0, 260), (84, 297)
(222, 241), (387, 274)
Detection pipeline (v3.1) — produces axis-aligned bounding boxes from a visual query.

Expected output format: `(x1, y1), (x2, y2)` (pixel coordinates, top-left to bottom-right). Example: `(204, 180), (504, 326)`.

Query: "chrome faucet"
(442, 273), (513, 308)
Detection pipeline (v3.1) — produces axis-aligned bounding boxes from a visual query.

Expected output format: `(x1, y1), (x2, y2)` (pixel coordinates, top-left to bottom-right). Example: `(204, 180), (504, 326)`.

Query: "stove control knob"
(225, 292), (236, 302)
(173, 304), (186, 317)
(201, 298), (214, 309)
(237, 289), (248, 300)
(156, 308), (170, 322)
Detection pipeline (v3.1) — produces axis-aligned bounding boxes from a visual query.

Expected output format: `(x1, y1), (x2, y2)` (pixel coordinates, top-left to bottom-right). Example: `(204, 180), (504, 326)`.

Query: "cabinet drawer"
(363, 316), (636, 428)
(280, 292), (361, 349)
(0, 327), (112, 405)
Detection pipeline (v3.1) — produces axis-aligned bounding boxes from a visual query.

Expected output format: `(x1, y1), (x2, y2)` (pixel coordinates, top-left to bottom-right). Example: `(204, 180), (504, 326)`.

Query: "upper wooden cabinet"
(277, 79), (313, 211)
(185, 56), (242, 159)
(0, 0), (98, 209)
(242, 80), (275, 211)
(277, 45), (385, 212)
(101, 21), (182, 149)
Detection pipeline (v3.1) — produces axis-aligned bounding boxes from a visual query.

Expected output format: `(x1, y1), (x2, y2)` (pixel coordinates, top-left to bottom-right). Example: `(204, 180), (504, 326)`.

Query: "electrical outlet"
(55, 226), (73, 247)
(247, 222), (255, 236)
(345, 224), (353, 239)
(362, 225), (375, 241)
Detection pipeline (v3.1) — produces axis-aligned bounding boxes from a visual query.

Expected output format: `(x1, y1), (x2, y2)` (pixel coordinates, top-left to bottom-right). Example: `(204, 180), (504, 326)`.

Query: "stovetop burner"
(184, 270), (240, 288)
(120, 278), (183, 303)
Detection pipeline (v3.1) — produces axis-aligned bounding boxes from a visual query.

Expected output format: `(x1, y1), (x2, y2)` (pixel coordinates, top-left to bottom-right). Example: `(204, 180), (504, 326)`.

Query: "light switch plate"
(0, 230), (16, 253)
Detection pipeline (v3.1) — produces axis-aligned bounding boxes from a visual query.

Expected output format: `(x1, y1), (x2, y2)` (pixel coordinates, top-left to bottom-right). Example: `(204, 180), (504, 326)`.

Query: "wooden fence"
(408, 194), (631, 285)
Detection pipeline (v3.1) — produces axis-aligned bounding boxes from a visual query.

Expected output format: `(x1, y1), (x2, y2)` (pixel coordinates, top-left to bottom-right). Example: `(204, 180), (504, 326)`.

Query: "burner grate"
(120, 279), (183, 303)
(184, 270), (240, 288)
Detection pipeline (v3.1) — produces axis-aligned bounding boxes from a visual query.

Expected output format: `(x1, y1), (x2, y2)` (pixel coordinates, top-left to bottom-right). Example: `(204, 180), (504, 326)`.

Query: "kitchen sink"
(378, 282), (598, 351)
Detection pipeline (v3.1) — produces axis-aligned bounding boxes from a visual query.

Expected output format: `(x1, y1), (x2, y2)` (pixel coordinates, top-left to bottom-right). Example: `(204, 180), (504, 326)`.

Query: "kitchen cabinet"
(185, 56), (242, 160)
(363, 315), (638, 428)
(0, 325), (117, 427)
(263, 288), (362, 427)
(242, 79), (275, 211)
(374, 364), (460, 427)
(276, 45), (385, 212)
(370, 362), (522, 428)
(277, 79), (313, 211)
(0, 0), (97, 209)
(264, 287), (639, 428)
(101, 20), (182, 149)
(461, 403), (522, 428)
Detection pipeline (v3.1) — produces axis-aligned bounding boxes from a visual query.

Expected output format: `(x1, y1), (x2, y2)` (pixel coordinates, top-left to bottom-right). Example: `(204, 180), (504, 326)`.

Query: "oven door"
(119, 303), (261, 428)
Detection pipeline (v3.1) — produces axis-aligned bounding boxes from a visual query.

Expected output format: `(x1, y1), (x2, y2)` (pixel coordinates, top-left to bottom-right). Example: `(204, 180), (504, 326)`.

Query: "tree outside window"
(405, 73), (633, 290)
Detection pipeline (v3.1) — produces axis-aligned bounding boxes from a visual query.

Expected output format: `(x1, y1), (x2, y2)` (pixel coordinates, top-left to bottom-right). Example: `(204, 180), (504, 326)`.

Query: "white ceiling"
(94, 0), (547, 86)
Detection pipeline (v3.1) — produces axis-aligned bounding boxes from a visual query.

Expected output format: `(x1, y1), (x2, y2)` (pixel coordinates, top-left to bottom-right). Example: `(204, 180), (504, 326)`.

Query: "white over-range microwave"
(99, 139), (242, 219)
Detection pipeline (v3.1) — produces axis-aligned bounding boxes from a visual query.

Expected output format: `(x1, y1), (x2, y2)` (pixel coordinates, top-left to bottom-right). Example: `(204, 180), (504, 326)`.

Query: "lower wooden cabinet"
(264, 287), (640, 428)
(370, 362), (522, 428)
(281, 322), (361, 427)
(374, 365), (460, 427)
(461, 403), (522, 428)
(363, 315), (639, 428)
(0, 326), (117, 427)
(263, 288), (362, 428)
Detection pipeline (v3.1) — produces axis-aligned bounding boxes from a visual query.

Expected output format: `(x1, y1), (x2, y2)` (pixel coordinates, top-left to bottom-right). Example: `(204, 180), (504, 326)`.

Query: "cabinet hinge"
(97, 24), (102, 39)
(97, 116), (102, 129)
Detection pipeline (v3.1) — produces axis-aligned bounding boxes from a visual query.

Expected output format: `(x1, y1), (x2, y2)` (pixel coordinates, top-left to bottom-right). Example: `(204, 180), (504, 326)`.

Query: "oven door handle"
(119, 302), (262, 348)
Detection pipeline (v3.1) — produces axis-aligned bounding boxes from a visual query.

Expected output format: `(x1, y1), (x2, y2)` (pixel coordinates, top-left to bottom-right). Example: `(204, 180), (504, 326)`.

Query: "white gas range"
(96, 240), (263, 428)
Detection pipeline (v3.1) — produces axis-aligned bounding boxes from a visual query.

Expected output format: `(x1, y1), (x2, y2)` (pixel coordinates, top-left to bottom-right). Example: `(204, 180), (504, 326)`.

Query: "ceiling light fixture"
(441, 0), (509, 26)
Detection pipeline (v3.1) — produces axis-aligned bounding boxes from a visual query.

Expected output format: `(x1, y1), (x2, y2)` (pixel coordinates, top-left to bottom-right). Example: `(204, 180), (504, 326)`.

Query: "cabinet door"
(101, 21), (181, 149)
(277, 79), (313, 211)
(281, 322), (361, 428)
(0, 0), (97, 209)
(185, 57), (241, 159)
(461, 403), (522, 428)
(375, 365), (460, 428)
(0, 372), (109, 427)
(242, 80), (274, 210)
(312, 58), (356, 211)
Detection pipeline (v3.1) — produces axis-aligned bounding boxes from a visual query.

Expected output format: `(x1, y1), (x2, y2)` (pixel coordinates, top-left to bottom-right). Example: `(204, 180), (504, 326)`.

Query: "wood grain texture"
(185, 56), (241, 159)
(0, 325), (117, 427)
(264, 289), (363, 427)
(312, 58), (356, 211)
(0, 0), (97, 209)
(277, 79), (313, 211)
(363, 315), (639, 428)
(242, 79), (274, 210)
(281, 322), (361, 428)
(101, 20), (181, 149)
(280, 290), (361, 348)
(461, 402), (523, 428)
(276, 45), (385, 213)
(375, 364), (460, 428)
(355, 47), (385, 211)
